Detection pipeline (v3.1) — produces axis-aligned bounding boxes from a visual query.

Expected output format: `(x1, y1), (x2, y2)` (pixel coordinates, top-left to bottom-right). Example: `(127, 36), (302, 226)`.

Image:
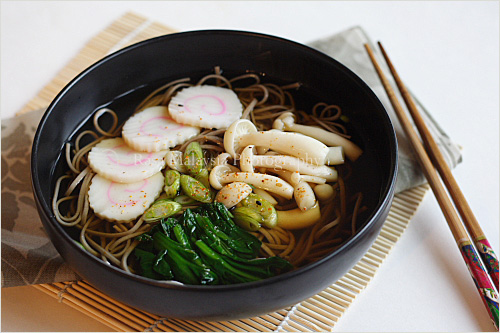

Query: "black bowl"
(31, 30), (397, 320)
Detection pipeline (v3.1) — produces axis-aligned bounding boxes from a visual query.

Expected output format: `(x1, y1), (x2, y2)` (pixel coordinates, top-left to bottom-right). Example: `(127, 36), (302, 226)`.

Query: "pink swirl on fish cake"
(107, 178), (149, 207)
(106, 144), (153, 167)
(139, 116), (184, 138)
(184, 94), (226, 116)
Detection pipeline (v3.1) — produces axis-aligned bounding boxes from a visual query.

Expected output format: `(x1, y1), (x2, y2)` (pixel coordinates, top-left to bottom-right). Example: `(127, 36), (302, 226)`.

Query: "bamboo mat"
(23, 12), (430, 332)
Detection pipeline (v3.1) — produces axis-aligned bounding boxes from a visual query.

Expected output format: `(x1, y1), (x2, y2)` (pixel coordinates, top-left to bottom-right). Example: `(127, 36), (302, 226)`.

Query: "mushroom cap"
(223, 119), (257, 158)
(314, 184), (335, 202)
(215, 182), (253, 209)
(272, 112), (295, 130)
(290, 171), (302, 186)
(214, 152), (233, 166)
(214, 152), (240, 172)
(209, 164), (232, 190)
(239, 145), (256, 172)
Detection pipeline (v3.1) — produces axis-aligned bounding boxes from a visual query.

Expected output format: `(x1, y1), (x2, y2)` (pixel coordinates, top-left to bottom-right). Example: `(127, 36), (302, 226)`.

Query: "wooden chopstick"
(376, 41), (500, 290)
(364, 43), (499, 329)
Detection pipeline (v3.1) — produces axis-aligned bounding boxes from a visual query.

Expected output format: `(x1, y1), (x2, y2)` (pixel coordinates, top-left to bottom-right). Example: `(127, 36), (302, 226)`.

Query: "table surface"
(1, 1), (498, 332)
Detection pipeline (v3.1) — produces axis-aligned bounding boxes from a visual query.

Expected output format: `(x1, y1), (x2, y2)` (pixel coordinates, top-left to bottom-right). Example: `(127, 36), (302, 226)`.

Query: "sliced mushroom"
(224, 119), (343, 166)
(273, 112), (363, 161)
(209, 165), (294, 199)
(239, 145), (338, 181)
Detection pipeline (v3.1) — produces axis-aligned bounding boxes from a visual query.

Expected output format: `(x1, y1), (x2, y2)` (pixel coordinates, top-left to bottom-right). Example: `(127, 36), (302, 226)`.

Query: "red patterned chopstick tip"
(475, 238), (499, 290)
(460, 241), (499, 329)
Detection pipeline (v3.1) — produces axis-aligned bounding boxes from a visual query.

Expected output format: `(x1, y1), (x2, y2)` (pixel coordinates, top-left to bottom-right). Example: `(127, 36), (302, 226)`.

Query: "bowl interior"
(31, 30), (397, 318)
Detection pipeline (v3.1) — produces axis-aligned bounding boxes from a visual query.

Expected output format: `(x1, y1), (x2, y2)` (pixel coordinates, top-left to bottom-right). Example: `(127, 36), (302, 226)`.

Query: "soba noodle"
(53, 67), (365, 276)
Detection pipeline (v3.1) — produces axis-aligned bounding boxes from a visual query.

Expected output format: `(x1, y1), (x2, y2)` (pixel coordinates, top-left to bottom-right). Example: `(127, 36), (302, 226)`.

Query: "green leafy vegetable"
(196, 202), (262, 258)
(133, 202), (292, 285)
(153, 231), (218, 285)
(152, 250), (174, 279)
(134, 248), (163, 280)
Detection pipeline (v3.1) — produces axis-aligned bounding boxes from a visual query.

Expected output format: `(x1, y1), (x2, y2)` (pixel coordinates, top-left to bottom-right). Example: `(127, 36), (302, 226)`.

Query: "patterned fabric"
(1, 26), (462, 288)
(1, 110), (81, 287)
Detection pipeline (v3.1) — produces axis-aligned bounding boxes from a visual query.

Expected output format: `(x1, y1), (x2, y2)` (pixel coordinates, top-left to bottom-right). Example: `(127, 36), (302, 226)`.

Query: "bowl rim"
(31, 29), (398, 291)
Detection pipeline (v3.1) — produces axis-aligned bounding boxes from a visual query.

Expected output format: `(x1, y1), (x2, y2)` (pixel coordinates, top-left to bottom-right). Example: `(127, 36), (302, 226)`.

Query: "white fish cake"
(122, 106), (201, 152)
(88, 172), (164, 222)
(88, 137), (167, 183)
(168, 85), (243, 129)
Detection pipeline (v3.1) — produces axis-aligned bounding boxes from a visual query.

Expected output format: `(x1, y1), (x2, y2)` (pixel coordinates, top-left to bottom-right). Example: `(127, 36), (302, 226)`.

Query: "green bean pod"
(184, 142), (205, 176)
(164, 170), (181, 199)
(239, 193), (278, 228)
(143, 199), (182, 223)
(180, 175), (212, 203)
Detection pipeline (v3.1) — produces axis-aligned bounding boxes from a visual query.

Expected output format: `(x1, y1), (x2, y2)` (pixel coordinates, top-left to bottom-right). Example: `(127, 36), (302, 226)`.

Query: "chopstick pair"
(364, 42), (499, 329)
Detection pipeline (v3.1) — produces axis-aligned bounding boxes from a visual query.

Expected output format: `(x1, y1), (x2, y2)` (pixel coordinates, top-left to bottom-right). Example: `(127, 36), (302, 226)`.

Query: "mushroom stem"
(209, 165), (294, 199)
(249, 154), (339, 180)
(252, 188), (278, 205)
(271, 169), (318, 211)
(238, 131), (342, 166)
(290, 172), (326, 186)
(221, 173), (293, 199)
(240, 145), (338, 181)
(293, 181), (317, 211)
(273, 112), (363, 161)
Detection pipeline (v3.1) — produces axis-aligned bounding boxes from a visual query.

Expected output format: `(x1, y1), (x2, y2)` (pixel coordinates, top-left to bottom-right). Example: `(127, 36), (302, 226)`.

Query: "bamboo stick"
(365, 42), (499, 329)
(377, 41), (499, 289)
